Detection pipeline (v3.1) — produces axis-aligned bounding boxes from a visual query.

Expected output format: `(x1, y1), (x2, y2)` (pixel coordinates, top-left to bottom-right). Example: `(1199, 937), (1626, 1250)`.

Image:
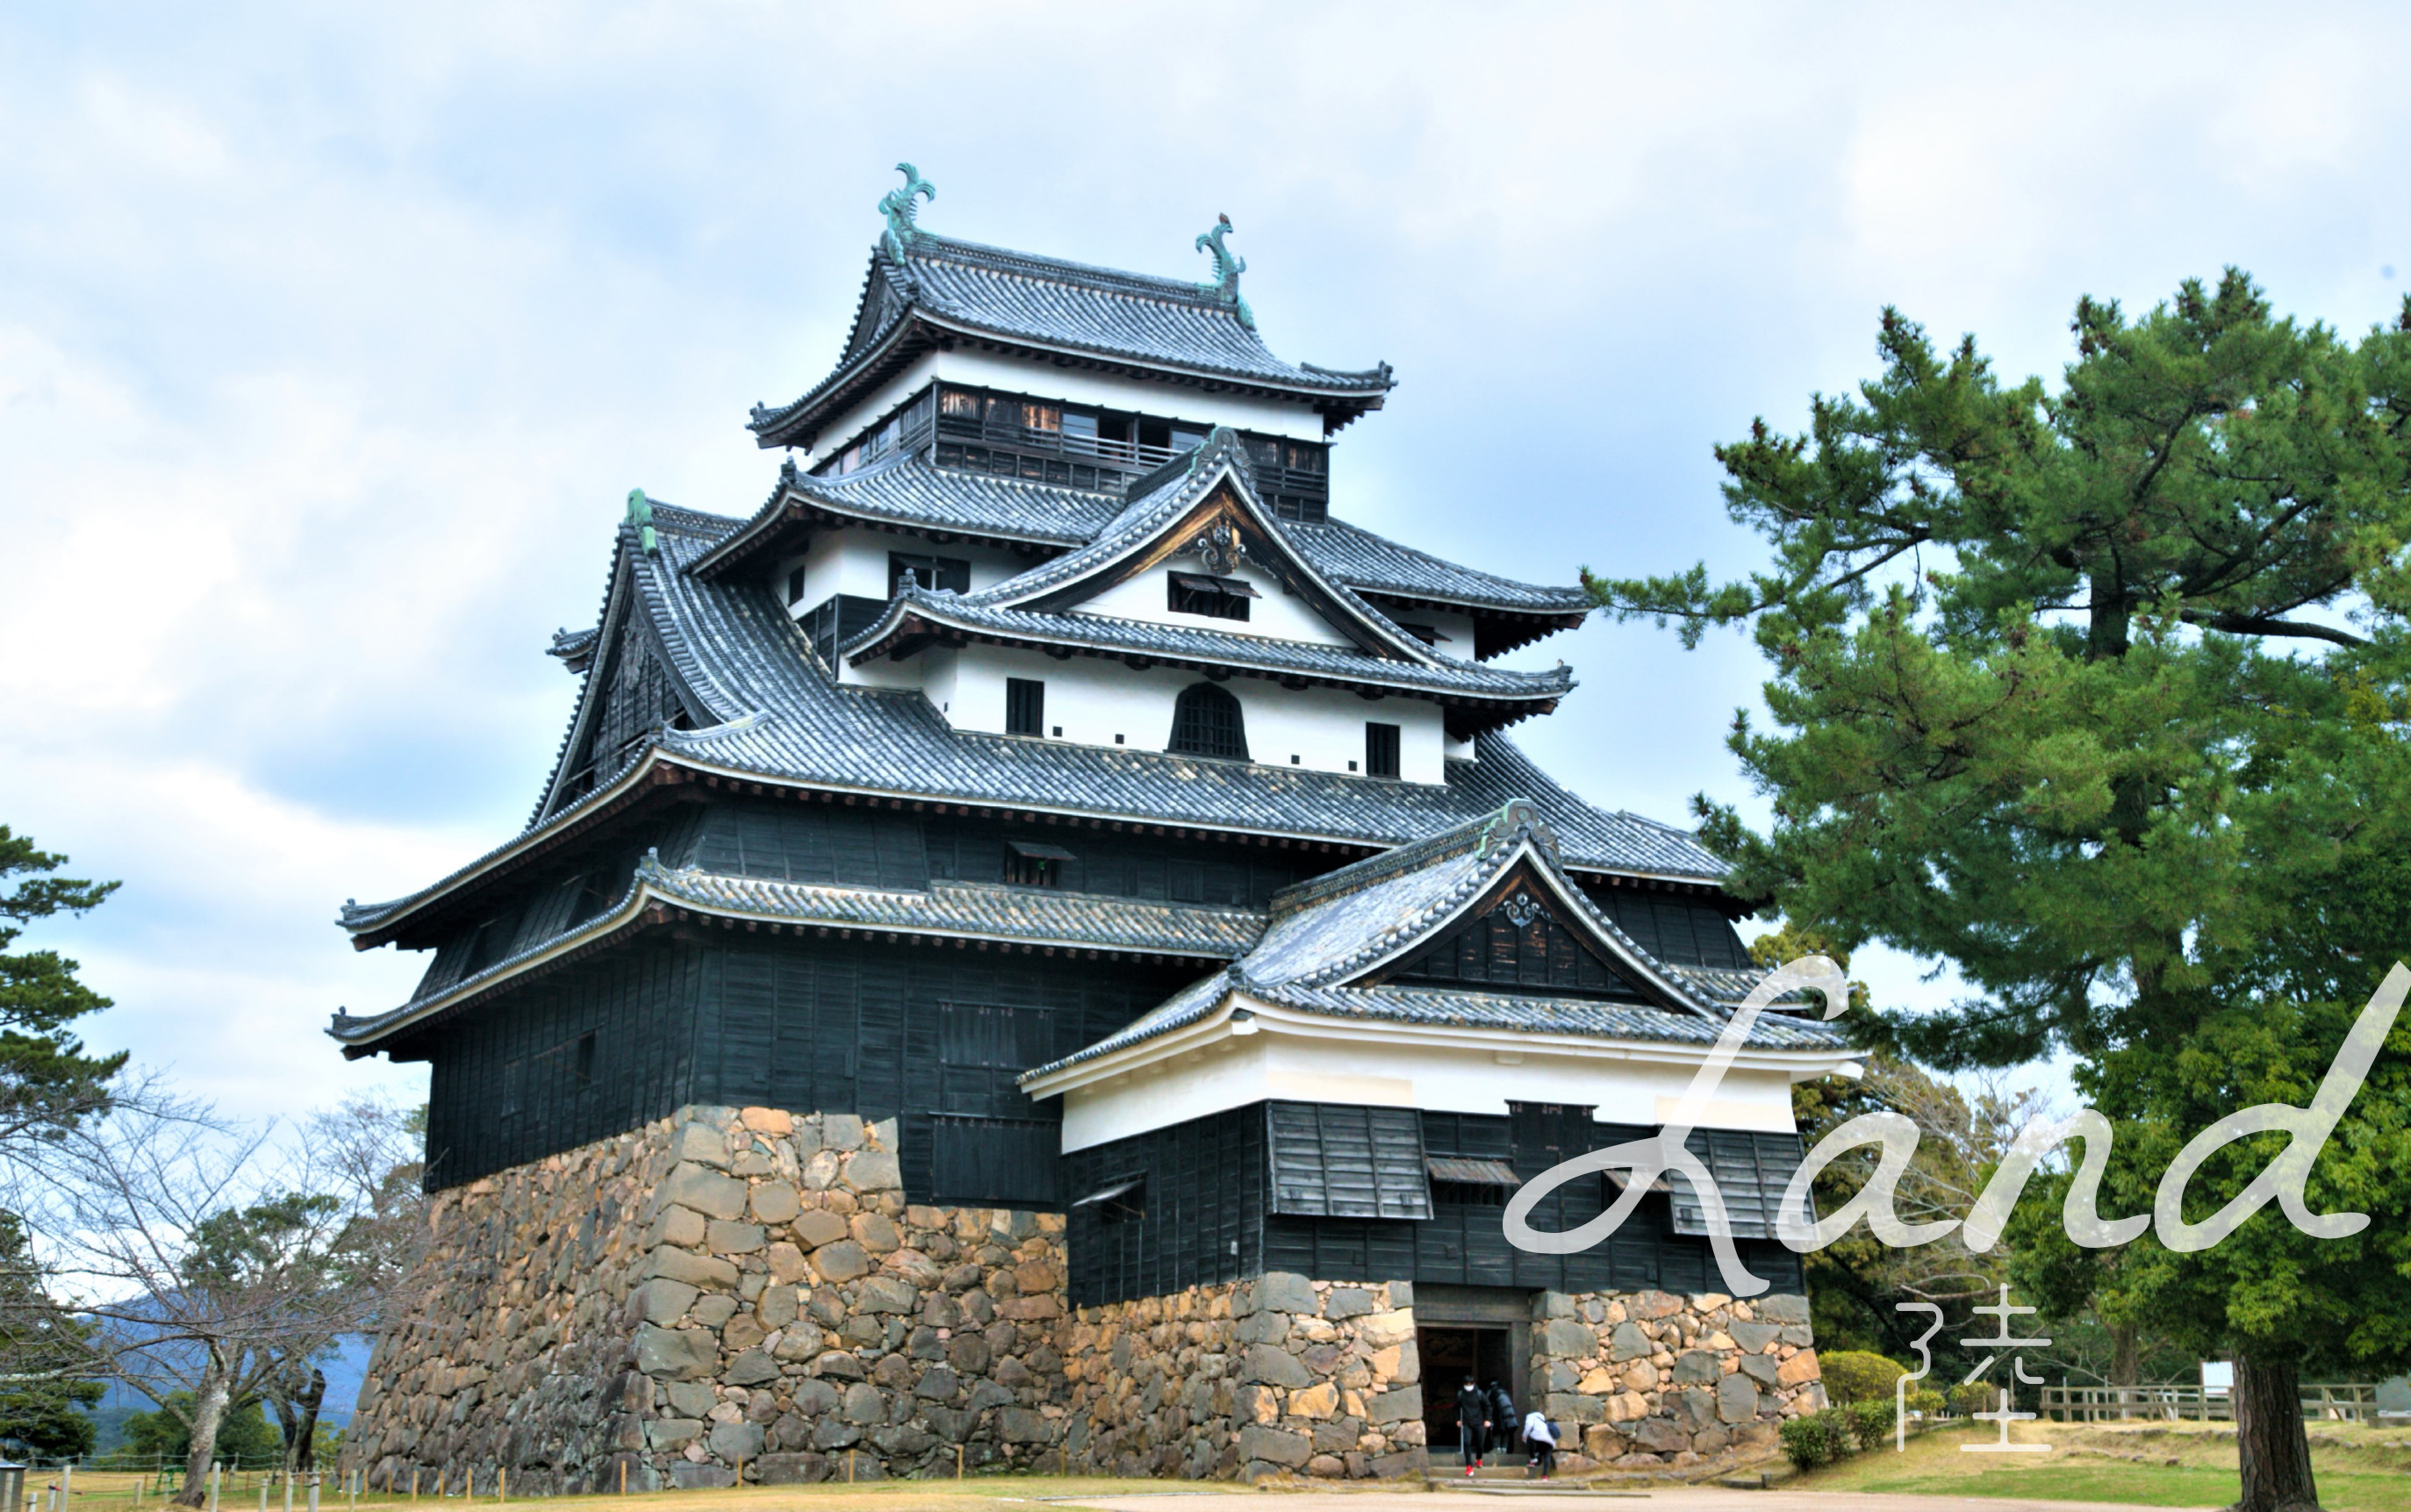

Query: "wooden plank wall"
(416, 932), (1191, 1199)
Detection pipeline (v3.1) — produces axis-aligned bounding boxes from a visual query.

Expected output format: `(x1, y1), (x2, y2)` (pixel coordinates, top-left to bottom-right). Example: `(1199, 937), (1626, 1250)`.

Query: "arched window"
(1168, 683), (1249, 762)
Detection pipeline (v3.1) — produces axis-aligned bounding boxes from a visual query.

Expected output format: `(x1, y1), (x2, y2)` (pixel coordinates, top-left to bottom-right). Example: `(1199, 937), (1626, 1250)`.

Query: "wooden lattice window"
(1167, 571), (1257, 621)
(1365, 721), (1401, 779)
(1006, 677), (1045, 737)
(1169, 683), (1249, 761)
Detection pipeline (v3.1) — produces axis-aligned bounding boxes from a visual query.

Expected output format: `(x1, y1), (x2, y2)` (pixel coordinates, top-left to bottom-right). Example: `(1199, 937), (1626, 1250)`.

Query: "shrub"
(1779, 1408), (1858, 1471)
(1848, 1397), (1898, 1450)
(1905, 1387), (1947, 1418)
(1818, 1350), (1909, 1404)
(1947, 1379), (2000, 1417)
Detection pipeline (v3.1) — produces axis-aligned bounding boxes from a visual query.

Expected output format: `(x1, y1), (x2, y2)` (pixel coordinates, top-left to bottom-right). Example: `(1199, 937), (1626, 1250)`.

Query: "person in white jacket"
(1522, 1408), (1558, 1479)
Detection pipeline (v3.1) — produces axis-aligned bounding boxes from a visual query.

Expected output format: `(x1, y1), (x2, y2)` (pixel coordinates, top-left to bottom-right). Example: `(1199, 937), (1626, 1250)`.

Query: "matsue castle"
(331, 169), (1848, 1489)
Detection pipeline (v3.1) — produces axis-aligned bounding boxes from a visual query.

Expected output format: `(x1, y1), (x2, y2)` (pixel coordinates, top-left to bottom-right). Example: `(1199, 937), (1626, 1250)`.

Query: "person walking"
(1523, 1408), (1559, 1480)
(1487, 1380), (1517, 1458)
(1455, 1377), (1489, 1475)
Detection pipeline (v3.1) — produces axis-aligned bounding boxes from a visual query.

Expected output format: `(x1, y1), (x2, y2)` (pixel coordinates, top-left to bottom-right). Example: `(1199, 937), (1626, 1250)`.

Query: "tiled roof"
(1021, 804), (1845, 1080)
(749, 233), (1394, 447)
(787, 454), (1118, 545)
(657, 871), (1262, 957)
(338, 498), (1729, 941)
(691, 449), (1591, 625)
(329, 860), (1266, 1052)
(1288, 520), (1592, 616)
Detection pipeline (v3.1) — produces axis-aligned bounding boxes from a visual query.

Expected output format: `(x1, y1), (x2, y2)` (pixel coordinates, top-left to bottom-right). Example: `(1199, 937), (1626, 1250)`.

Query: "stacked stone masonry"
(1526, 1288), (1825, 1476)
(343, 1106), (1824, 1490)
(1061, 1276), (1427, 1481)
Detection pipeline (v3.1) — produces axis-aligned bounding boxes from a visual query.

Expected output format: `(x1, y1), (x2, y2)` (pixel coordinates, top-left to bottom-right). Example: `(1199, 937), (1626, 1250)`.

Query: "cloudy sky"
(4, 3), (2405, 1121)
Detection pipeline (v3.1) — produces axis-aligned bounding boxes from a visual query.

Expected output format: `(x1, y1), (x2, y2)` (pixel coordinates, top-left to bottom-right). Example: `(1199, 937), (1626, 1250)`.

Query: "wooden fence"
(2040, 1381), (2384, 1423)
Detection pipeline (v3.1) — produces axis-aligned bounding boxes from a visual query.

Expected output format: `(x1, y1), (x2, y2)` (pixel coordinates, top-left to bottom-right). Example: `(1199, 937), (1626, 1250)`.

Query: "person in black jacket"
(1455, 1378), (1489, 1473)
(1487, 1380), (1517, 1453)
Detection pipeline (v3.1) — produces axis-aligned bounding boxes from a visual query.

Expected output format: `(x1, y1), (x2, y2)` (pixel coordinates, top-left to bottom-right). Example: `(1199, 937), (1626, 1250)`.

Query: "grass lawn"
(1792, 1418), (2411, 1511)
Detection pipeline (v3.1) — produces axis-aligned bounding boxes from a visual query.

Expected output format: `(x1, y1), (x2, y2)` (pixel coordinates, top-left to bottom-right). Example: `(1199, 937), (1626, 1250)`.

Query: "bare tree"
(18, 1096), (427, 1504)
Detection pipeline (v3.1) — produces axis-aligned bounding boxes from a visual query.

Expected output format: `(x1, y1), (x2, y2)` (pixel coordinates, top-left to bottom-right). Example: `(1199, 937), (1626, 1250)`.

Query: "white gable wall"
(929, 642), (1444, 781)
(786, 527), (1036, 613)
(1075, 561), (1358, 647)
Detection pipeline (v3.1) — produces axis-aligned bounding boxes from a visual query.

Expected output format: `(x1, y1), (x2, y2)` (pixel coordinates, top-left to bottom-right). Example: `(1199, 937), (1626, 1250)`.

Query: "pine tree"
(1591, 271), (2411, 1512)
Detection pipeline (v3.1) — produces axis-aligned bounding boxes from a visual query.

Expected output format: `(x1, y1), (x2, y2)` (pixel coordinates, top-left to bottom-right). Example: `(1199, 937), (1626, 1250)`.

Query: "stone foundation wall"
(347, 1107), (1821, 1489)
(1060, 1275), (1425, 1481)
(344, 1105), (1073, 1492)
(1527, 1288), (1822, 1475)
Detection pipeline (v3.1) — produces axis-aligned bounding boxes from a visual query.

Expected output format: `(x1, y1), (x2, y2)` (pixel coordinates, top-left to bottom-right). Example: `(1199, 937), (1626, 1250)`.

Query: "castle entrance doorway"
(1417, 1325), (1516, 1457)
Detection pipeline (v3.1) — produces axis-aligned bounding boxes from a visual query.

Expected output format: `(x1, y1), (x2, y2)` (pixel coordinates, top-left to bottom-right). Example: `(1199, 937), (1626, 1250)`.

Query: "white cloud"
(2, 1), (2407, 1121)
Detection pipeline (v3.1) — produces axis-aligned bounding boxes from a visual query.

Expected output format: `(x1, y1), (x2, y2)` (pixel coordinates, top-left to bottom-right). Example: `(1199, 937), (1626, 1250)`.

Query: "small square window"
(1115, 734), (1124, 744)
(1051, 725), (1063, 737)
(1290, 755), (1300, 765)
(785, 567), (806, 606)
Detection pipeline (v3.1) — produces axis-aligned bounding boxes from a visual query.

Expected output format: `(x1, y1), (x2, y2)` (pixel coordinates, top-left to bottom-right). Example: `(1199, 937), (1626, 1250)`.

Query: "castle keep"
(333, 171), (1844, 1487)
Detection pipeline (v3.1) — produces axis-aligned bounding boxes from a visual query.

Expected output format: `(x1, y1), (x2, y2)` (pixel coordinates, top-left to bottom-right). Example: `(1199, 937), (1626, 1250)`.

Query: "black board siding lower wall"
(413, 934), (1191, 1193)
(1063, 1100), (1804, 1308)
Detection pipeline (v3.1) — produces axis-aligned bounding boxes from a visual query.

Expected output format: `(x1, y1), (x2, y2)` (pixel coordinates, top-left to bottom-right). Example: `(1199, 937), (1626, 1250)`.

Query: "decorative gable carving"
(1377, 869), (1647, 1000)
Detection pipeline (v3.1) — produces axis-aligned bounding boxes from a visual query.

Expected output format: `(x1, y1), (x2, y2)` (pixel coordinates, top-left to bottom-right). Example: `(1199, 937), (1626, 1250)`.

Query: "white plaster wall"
(1076, 562), (1355, 647)
(937, 642), (1444, 781)
(1052, 1027), (1806, 1151)
(792, 527), (1034, 610)
(1389, 608), (1477, 653)
(800, 348), (1327, 472)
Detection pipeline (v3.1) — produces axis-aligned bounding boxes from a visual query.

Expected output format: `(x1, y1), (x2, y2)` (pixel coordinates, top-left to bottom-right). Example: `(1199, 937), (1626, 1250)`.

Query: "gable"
(1016, 477), (1416, 661)
(1377, 869), (1651, 1000)
(555, 618), (698, 806)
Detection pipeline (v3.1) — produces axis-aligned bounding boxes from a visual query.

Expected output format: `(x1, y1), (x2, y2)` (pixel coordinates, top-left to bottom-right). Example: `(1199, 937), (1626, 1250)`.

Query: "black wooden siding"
(1390, 905), (1640, 998)
(1063, 1106), (1267, 1307)
(420, 937), (703, 1190)
(1583, 888), (1754, 971)
(1066, 1100), (1803, 1307)
(687, 802), (929, 890)
(923, 814), (1310, 907)
(1266, 1102), (1430, 1219)
(413, 932), (1188, 1195)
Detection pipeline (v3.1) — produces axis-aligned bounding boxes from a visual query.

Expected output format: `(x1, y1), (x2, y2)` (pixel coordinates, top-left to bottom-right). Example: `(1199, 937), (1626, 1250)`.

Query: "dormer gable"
(1366, 864), (1652, 1000)
(945, 429), (1439, 663)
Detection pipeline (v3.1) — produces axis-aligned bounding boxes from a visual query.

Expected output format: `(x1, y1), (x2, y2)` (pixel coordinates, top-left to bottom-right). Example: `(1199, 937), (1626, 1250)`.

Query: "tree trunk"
(292, 1369), (326, 1474)
(2233, 1348), (2319, 1512)
(2109, 1322), (2141, 1387)
(173, 1362), (230, 1509)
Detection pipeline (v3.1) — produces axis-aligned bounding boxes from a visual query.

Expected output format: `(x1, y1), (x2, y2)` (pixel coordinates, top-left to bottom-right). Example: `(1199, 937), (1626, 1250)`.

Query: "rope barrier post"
(955, 1446), (962, 1480)
(615, 1465), (624, 1500)
(407, 1470), (416, 1503)
(846, 1451), (854, 1484)
(210, 1465), (221, 1512)
(496, 1471), (503, 1506)
(307, 1475), (319, 1512)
